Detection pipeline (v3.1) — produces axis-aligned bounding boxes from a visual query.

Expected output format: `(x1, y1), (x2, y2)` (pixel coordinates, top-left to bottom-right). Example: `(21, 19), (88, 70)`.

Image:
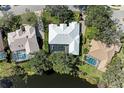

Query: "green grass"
(73, 11), (80, 22)
(78, 64), (103, 84)
(82, 27), (99, 57)
(0, 62), (16, 78)
(85, 27), (98, 40)
(0, 61), (37, 78)
(43, 32), (49, 52)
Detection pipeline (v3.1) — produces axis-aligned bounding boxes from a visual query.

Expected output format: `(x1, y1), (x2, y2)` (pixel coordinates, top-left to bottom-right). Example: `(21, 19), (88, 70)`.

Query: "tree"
(101, 56), (124, 88)
(10, 65), (28, 87)
(12, 65), (26, 76)
(49, 52), (81, 76)
(0, 12), (22, 32)
(85, 5), (122, 45)
(45, 5), (74, 23)
(28, 50), (52, 73)
(21, 11), (37, 26)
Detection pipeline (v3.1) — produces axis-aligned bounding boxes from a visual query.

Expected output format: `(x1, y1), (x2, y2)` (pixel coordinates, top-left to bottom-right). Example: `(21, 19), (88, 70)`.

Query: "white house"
(49, 22), (80, 55)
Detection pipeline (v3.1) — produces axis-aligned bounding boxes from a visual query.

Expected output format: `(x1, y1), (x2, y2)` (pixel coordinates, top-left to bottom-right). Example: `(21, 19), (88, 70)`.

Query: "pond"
(12, 72), (97, 88)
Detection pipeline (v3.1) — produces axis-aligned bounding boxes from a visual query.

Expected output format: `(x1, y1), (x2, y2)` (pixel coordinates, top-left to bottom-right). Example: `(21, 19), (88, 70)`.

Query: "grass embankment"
(78, 64), (102, 84)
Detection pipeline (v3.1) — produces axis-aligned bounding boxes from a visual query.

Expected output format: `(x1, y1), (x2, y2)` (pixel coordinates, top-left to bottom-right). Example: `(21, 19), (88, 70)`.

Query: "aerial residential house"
(49, 22), (80, 55)
(0, 31), (6, 61)
(86, 39), (121, 72)
(8, 25), (39, 62)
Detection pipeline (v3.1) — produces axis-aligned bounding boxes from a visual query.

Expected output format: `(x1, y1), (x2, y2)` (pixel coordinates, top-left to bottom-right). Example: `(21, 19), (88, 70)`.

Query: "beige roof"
(0, 31), (4, 52)
(8, 25), (39, 54)
(88, 39), (121, 72)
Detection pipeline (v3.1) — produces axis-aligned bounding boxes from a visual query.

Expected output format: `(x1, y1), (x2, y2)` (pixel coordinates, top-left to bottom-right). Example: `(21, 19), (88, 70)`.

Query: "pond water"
(13, 72), (97, 88)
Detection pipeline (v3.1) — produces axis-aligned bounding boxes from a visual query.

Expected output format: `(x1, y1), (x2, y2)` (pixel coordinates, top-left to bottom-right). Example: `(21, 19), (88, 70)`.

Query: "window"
(50, 44), (69, 53)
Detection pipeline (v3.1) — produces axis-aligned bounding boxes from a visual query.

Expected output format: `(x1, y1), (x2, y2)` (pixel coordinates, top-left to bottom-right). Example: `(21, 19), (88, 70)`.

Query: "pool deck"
(12, 51), (29, 62)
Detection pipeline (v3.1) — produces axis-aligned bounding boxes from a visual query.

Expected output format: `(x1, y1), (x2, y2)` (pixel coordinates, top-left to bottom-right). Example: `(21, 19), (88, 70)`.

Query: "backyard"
(78, 26), (103, 84)
(78, 64), (103, 84)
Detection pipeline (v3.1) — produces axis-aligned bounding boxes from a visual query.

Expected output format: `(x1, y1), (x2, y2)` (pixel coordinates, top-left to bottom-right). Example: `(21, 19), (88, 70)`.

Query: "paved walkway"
(80, 13), (86, 36)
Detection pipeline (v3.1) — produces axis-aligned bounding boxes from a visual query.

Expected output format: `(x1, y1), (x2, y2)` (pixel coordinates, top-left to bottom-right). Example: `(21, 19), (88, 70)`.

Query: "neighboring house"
(49, 22), (80, 55)
(0, 31), (6, 61)
(8, 25), (39, 62)
(86, 39), (121, 72)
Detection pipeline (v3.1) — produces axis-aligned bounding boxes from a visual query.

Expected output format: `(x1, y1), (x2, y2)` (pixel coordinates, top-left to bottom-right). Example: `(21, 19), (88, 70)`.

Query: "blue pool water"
(0, 51), (6, 60)
(12, 51), (29, 62)
(86, 55), (98, 66)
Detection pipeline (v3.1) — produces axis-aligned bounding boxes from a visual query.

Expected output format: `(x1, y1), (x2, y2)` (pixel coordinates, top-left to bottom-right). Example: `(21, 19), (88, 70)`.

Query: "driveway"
(8, 5), (45, 15)
(112, 9), (124, 31)
(0, 5), (79, 17)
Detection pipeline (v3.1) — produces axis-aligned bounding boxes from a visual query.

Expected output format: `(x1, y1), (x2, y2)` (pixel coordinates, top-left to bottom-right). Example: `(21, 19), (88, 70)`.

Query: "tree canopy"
(27, 50), (52, 73)
(21, 11), (37, 26)
(45, 5), (75, 23)
(85, 5), (122, 45)
(0, 12), (22, 32)
(101, 56), (124, 88)
(49, 52), (81, 76)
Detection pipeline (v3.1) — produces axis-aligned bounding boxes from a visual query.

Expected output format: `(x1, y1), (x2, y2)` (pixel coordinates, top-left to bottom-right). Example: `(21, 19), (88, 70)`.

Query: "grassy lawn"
(73, 11), (80, 22)
(0, 61), (37, 78)
(82, 27), (97, 56)
(0, 62), (15, 78)
(43, 32), (49, 52)
(78, 64), (103, 84)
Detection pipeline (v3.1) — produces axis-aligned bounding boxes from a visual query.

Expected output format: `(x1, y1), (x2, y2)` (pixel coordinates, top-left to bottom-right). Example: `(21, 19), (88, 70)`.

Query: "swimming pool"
(12, 51), (29, 62)
(86, 55), (99, 67)
(0, 51), (6, 60)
